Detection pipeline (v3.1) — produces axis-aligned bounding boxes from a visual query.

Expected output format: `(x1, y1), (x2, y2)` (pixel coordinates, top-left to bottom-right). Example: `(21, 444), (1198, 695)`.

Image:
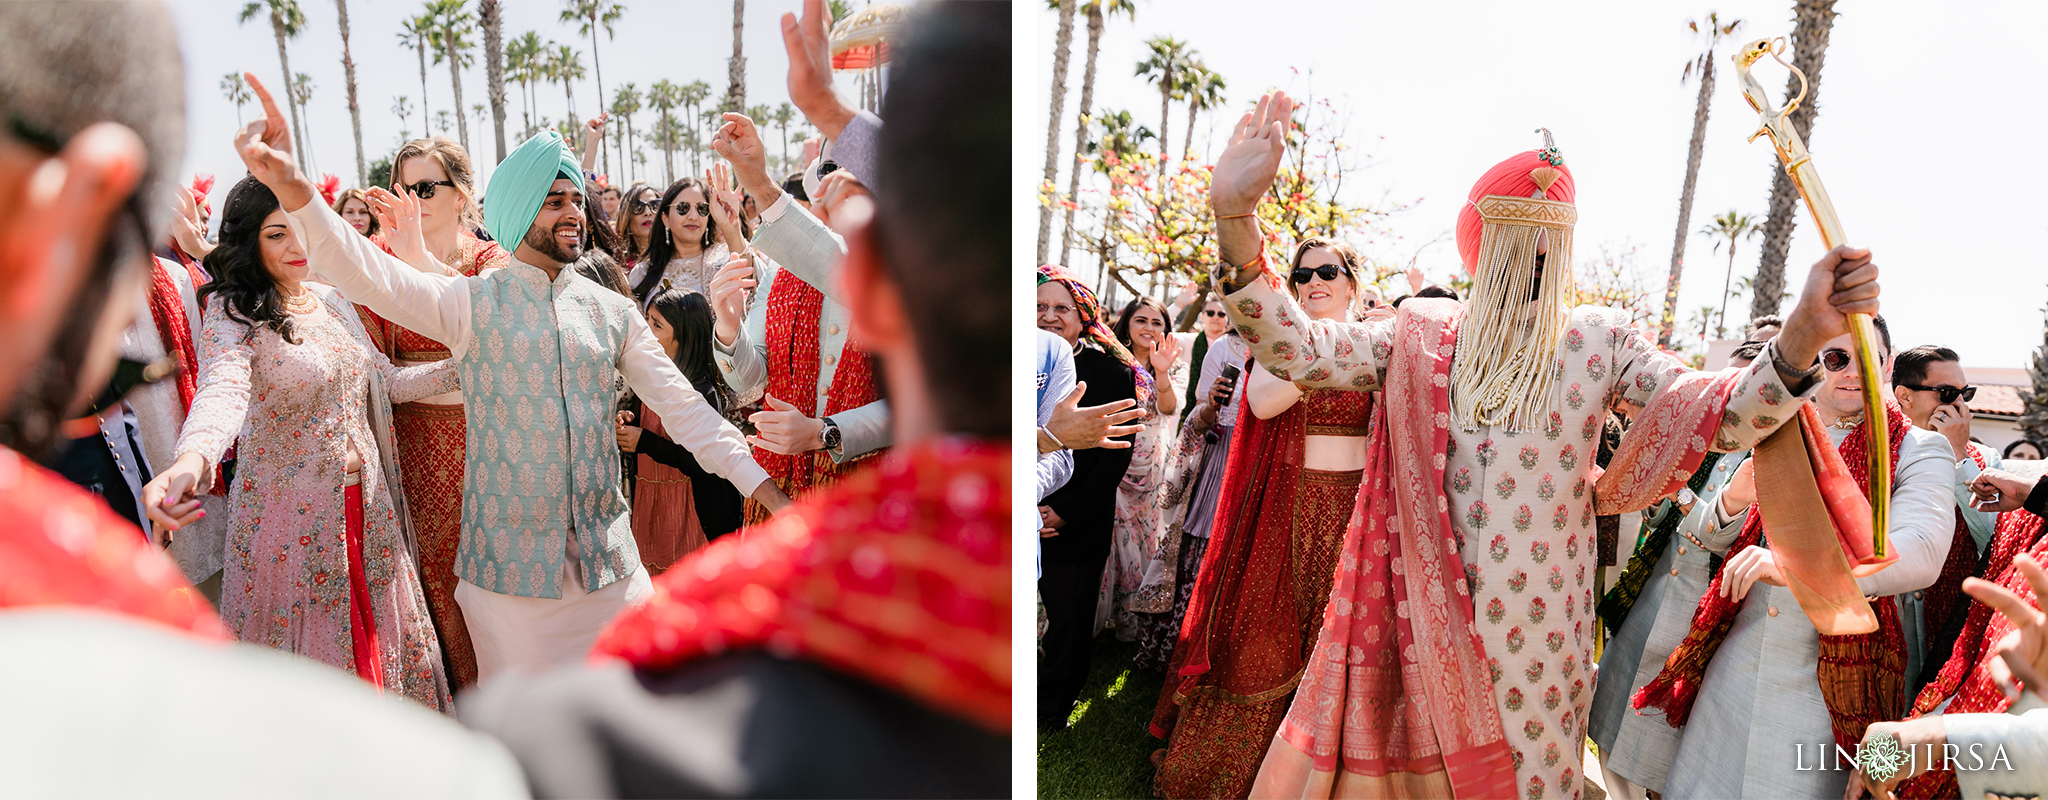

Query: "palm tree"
(425, 0), (476, 153)
(238, 0), (309, 172)
(220, 73), (253, 127)
(1037, 0), (1077, 266)
(435, 110), (452, 135)
(480, 0), (509, 161)
(1061, 0), (1137, 265)
(1751, 0), (1838, 320)
(726, 0), (746, 117)
(1177, 62), (1227, 162)
(1089, 109), (1152, 269)
(646, 79), (681, 182)
(770, 102), (796, 170)
(560, 0), (624, 174)
(506, 31), (545, 138)
(290, 72), (317, 170)
(332, 0), (367, 188)
(549, 44), (586, 128)
(681, 80), (712, 177)
(1134, 35), (1191, 164)
(1699, 210), (1761, 339)
(398, 14), (434, 135)
(392, 95), (414, 142)
(611, 83), (643, 181)
(1654, 12), (1744, 347)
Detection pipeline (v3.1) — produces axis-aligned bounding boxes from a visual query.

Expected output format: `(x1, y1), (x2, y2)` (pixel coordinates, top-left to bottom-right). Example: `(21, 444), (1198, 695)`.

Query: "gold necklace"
(282, 287), (320, 315)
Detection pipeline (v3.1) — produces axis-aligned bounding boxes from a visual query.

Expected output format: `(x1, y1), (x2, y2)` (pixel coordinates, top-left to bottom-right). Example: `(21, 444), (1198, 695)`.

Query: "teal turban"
(484, 131), (584, 246)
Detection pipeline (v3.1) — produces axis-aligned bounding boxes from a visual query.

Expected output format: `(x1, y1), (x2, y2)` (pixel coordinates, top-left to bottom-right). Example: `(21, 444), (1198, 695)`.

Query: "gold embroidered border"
(1476, 194), (1577, 228)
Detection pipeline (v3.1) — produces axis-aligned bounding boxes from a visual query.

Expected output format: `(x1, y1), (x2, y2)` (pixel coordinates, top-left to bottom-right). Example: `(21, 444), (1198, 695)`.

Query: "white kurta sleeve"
(616, 311), (771, 497)
(285, 200), (474, 358)
(1219, 275), (1395, 392)
(1945, 702), (2048, 798)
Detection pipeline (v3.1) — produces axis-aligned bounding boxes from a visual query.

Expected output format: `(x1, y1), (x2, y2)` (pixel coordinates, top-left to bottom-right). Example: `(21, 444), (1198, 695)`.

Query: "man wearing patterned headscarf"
(1197, 91), (1882, 800)
(231, 83), (790, 682)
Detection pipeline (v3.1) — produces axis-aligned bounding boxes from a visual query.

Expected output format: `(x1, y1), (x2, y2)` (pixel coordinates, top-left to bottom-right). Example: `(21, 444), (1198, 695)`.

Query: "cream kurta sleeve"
(1855, 426), (1959, 597)
(285, 200), (474, 358)
(617, 311), (772, 498)
(1217, 275), (1397, 392)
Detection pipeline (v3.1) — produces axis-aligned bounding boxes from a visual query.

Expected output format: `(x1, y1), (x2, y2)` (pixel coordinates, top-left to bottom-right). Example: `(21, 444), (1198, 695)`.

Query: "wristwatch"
(820, 416), (843, 455)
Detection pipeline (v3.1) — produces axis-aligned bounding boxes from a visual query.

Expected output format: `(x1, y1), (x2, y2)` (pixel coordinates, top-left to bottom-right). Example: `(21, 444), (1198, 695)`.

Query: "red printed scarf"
(146, 257), (229, 497)
(1634, 403), (1910, 749)
(591, 439), (1008, 731)
(759, 272), (880, 496)
(1893, 510), (2048, 798)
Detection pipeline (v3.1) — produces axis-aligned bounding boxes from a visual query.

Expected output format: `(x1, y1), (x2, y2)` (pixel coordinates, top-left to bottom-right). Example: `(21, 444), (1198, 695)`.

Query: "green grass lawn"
(1038, 636), (1168, 800)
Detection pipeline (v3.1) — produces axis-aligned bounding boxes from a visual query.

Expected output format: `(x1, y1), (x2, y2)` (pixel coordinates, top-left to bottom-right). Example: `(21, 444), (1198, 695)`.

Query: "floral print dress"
(1098, 360), (1182, 638)
(176, 286), (460, 711)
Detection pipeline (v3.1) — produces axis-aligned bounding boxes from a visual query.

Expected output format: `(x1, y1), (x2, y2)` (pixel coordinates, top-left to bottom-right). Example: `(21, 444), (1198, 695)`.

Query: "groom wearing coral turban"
(231, 80), (791, 682)
(1194, 90), (1881, 800)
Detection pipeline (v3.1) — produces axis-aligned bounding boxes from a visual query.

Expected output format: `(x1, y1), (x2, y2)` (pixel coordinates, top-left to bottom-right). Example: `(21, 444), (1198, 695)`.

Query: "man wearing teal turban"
(234, 93), (793, 681)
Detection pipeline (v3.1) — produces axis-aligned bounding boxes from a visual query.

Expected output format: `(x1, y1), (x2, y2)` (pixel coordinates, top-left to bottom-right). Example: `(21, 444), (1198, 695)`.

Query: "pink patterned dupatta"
(1251, 300), (1737, 800)
(1252, 298), (1515, 799)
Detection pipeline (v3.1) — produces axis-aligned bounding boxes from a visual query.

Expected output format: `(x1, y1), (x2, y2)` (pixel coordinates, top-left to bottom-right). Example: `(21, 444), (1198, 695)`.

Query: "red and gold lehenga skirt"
(389, 400), (476, 690)
(633, 405), (709, 574)
(1150, 389), (1371, 799)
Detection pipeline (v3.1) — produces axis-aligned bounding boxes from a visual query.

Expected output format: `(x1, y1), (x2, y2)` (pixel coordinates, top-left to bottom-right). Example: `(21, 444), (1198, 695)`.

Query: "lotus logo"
(1859, 733), (1908, 784)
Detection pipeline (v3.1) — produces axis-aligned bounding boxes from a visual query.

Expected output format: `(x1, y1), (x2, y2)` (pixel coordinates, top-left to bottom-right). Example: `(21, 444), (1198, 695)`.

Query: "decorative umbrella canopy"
(829, 4), (907, 70)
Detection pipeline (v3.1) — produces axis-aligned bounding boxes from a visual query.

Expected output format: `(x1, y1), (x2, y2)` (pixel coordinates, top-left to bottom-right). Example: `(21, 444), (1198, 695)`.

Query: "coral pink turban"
(1455, 149), (1576, 274)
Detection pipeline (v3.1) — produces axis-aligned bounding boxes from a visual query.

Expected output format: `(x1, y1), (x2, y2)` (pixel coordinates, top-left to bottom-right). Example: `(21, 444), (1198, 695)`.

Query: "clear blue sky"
(1026, 0), (2048, 370)
(170, 0), (839, 205)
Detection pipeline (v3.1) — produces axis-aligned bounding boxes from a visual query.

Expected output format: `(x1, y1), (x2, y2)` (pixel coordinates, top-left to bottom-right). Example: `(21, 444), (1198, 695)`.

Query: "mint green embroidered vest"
(455, 263), (638, 598)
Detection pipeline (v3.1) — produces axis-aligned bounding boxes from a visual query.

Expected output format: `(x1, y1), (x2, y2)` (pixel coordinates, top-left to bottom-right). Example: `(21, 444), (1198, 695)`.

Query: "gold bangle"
(1216, 212), (1257, 220)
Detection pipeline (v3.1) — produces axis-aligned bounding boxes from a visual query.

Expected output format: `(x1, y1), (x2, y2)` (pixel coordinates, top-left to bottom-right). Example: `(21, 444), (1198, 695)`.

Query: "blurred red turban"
(1454, 149), (1575, 274)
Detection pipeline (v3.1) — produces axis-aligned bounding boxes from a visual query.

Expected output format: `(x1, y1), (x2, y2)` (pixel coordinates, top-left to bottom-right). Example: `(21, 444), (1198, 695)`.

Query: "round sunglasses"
(670, 200), (712, 217)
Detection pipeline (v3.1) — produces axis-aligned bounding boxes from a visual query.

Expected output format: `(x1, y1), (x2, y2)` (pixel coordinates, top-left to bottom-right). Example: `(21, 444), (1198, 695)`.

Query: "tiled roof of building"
(1974, 384), (2027, 416)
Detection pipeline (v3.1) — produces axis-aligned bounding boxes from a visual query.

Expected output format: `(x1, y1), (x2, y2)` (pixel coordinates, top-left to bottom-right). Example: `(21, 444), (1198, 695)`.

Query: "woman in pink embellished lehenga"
(145, 175), (456, 712)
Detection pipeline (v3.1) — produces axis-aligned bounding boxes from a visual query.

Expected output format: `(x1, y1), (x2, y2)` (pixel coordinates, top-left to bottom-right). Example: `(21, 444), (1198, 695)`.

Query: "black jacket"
(630, 400), (746, 540)
(1039, 346), (1136, 567)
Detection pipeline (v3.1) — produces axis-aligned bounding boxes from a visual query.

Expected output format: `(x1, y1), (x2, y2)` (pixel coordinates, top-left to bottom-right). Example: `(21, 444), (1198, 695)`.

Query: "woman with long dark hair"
(1100, 296), (1183, 638)
(615, 289), (745, 570)
(627, 176), (749, 307)
(613, 182), (658, 267)
(140, 175), (457, 711)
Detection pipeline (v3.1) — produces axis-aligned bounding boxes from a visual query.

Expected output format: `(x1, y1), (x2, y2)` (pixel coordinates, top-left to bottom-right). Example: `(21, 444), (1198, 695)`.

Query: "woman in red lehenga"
(1150, 238), (1378, 799)
(353, 138), (508, 691)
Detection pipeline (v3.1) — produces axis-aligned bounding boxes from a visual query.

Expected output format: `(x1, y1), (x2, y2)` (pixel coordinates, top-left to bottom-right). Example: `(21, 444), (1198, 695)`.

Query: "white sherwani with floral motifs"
(1222, 275), (1819, 800)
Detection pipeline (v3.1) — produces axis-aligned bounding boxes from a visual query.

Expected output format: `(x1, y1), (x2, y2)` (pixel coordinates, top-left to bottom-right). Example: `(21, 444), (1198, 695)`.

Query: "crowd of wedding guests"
(0, 0), (1006, 796)
(1037, 246), (2048, 798)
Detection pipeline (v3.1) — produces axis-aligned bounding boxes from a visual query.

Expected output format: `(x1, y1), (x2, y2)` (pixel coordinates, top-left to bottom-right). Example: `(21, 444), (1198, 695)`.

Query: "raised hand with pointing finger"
(232, 72), (316, 211)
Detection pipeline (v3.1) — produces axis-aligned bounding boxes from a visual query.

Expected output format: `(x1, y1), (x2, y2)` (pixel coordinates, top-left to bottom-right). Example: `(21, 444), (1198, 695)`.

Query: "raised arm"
(1604, 312), (1819, 453)
(328, 290), (461, 404)
(1220, 275), (1397, 392)
(617, 311), (773, 502)
(712, 263), (772, 398)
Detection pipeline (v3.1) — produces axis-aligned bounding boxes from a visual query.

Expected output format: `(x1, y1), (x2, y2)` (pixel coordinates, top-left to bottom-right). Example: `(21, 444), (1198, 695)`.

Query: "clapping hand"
(707, 162), (747, 249)
(364, 185), (434, 272)
(1148, 330), (1182, 375)
(1045, 382), (1144, 450)
(707, 255), (756, 347)
(1964, 554), (2048, 700)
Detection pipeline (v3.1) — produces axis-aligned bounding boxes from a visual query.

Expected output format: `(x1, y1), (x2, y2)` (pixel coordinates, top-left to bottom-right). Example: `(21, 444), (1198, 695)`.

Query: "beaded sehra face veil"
(1449, 135), (1577, 433)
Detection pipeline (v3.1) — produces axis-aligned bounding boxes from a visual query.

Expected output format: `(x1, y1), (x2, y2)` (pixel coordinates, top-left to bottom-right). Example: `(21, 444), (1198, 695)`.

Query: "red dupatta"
(1894, 509), (2048, 797)
(757, 272), (881, 496)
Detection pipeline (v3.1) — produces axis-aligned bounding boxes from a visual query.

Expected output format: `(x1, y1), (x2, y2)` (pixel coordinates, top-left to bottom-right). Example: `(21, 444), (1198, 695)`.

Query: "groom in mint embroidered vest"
(228, 80), (792, 682)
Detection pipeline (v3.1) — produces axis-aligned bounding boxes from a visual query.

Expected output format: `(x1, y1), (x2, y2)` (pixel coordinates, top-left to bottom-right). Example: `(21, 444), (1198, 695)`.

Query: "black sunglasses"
(1290, 265), (1346, 284)
(1201, 309), (1228, 318)
(1901, 383), (1976, 404)
(628, 198), (660, 214)
(671, 201), (712, 217)
(407, 180), (457, 199)
(1819, 348), (1854, 373)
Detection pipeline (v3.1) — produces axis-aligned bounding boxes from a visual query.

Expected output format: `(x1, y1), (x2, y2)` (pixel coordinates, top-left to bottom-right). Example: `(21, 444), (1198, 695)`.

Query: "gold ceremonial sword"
(1734, 37), (1889, 556)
